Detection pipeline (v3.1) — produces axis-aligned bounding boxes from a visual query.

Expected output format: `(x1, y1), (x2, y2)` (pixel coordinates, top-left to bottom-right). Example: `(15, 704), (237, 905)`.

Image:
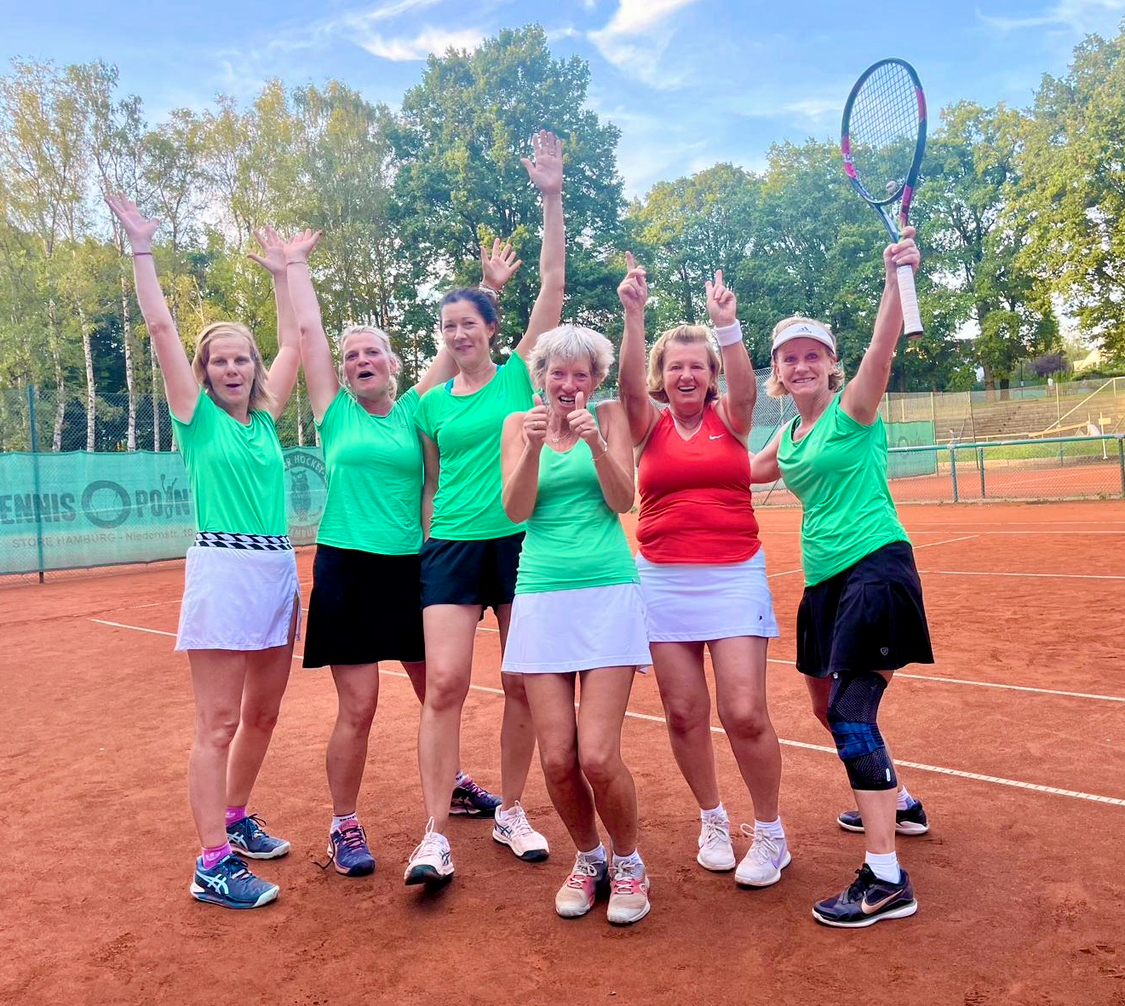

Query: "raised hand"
(705, 269), (737, 328)
(248, 226), (288, 276)
(617, 251), (649, 313)
(884, 225), (920, 282)
(523, 394), (550, 449)
(105, 194), (159, 252)
(521, 130), (563, 195)
(283, 228), (323, 265)
(481, 238), (523, 292)
(567, 391), (600, 447)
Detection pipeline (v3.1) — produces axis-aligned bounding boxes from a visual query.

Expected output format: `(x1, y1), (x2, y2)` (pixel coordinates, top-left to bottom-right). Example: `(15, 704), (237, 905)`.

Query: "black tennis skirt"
(795, 540), (934, 679)
(302, 543), (425, 668)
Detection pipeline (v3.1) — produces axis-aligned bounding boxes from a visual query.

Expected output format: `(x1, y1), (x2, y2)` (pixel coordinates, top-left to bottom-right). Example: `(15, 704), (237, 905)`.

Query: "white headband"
(771, 322), (836, 355)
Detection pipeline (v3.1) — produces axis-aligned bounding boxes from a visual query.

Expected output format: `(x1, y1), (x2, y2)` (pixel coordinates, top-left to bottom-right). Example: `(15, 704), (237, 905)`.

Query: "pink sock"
(202, 842), (232, 870)
(225, 805), (248, 827)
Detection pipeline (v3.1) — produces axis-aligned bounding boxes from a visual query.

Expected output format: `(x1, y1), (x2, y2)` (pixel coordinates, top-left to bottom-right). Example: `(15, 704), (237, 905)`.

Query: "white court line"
(88, 617), (1125, 808)
(919, 569), (1125, 581)
(767, 535), (978, 580)
(894, 672), (1125, 703)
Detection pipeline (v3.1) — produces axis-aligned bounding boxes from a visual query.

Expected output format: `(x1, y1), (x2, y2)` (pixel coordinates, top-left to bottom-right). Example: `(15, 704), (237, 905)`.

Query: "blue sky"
(5, 0), (1125, 196)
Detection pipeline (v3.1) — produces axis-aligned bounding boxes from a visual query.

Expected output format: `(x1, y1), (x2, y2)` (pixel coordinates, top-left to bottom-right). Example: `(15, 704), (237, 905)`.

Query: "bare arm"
(841, 227), (920, 426)
(707, 270), (755, 441)
(589, 400), (635, 513)
(616, 252), (658, 445)
(750, 431), (782, 484)
(281, 233), (339, 423)
(105, 195), (197, 423)
(421, 433), (440, 538)
(501, 406), (547, 523)
(248, 227), (304, 420)
(515, 131), (565, 360)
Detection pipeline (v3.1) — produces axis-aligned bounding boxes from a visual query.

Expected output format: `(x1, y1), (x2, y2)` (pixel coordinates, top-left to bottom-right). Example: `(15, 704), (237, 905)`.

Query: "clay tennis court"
(2, 499), (1123, 1005)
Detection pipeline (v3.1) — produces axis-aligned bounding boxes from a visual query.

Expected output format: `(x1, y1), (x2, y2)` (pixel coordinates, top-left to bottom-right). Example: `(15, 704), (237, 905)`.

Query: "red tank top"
(637, 406), (761, 564)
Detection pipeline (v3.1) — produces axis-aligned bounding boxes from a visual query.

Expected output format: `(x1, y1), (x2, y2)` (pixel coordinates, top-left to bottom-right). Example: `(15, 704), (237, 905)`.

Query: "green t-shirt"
(171, 388), (287, 536)
(516, 409), (640, 595)
(777, 394), (909, 586)
(316, 386), (423, 554)
(414, 354), (534, 540)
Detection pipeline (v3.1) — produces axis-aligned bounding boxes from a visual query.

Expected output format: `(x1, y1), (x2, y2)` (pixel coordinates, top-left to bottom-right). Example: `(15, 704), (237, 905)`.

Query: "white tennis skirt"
(636, 549), (780, 643)
(176, 537), (301, 651)
(501, 582), (652, 674)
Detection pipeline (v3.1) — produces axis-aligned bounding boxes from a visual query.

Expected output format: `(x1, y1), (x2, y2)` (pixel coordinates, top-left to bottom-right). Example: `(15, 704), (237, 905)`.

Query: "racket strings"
(847, 64), (919, 197)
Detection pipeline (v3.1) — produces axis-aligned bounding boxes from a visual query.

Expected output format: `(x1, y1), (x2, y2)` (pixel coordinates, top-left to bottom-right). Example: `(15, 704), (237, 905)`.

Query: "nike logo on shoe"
(861, 891), (901, 914)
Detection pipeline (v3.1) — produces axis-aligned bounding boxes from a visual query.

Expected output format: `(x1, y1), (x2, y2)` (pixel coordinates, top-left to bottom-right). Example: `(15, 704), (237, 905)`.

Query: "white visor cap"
(771, 321), (836, 356)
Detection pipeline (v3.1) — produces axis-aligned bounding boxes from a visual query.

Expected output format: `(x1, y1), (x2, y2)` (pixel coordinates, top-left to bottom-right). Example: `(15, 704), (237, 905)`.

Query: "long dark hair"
(440, 288), (500, 336)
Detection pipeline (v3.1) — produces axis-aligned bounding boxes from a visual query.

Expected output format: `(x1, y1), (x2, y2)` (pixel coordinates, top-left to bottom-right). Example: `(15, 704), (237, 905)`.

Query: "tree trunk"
(47, 299), (65, 451)
(121, 274), (137, 451)
(80, 307), (96, 451)
(998, 377), (1010, 401)
(295, 380), (304, 447)
(152, 346), (162, 451)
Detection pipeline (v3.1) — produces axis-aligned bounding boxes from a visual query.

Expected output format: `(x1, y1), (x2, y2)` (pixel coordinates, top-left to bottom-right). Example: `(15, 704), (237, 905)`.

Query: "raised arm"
(617, 252), (658, 445)
(280, 231), (340, 423)
(708, 270), (755, 441)
(248, 227), (305, 419)
(501, 399), (549, 523)
(750, 431), (782, 484)
(515, 131), (565, 360)
(841, 227), (920, 426)
(105, 195), (198, 423)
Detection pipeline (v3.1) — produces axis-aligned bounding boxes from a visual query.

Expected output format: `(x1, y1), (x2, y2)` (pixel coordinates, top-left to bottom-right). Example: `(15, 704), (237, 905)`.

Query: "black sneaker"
(812, 864), (917, 928)
(837, 800), (929, 835)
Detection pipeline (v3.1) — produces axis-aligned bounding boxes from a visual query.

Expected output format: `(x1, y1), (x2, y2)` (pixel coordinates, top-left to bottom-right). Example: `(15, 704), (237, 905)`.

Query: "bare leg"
(497, 603), (536, 810)
(651, 641), (720, 809)
(326, 663), (380, 816)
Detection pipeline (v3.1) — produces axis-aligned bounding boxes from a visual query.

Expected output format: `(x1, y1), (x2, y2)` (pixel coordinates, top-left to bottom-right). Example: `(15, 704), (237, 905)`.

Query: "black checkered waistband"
(193, 532), (293, 551)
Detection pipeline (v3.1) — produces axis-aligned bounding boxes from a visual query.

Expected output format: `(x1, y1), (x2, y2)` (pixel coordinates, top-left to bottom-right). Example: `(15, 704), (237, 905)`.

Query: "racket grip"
(896, 263), (923, 339)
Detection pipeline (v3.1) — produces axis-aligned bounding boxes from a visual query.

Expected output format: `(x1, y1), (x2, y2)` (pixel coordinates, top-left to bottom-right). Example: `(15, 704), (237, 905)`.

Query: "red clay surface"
(2, 500), (1125, 1005)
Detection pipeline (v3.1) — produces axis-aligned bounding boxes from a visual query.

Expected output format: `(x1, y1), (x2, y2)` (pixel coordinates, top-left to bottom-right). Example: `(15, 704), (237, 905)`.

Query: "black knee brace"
(826, 671), (898, 791)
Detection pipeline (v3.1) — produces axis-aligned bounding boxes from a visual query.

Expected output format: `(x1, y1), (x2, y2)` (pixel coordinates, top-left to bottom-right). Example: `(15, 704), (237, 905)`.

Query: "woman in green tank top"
(107, 195), (309, 911)
(752, 227), (934, 929)
(498, 325), (653, 926)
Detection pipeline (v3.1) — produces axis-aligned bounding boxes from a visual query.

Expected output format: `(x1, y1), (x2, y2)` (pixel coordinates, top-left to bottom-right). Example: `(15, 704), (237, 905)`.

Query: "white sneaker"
(404, 818), (454, 886)
(492, 801), (550, 862)
(697, 815), (736, 871)
(607, 859), (651, 925)
(734, 824), (791, 887)
(555, 854), (609, 918)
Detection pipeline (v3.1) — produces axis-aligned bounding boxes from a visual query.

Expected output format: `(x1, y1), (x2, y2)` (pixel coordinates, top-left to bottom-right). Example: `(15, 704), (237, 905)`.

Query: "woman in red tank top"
(618, 254), (789, 889)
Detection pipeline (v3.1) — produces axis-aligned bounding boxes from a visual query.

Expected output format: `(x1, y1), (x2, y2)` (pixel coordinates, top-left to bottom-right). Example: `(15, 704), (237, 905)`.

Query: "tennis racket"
(841, 57), (927, 338)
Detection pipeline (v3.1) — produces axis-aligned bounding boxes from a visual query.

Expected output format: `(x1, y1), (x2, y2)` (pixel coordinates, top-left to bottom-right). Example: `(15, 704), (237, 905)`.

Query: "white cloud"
(588, 0), (701, 89)
(976, 0), (1125, 33)
(356, 27), (486, 61)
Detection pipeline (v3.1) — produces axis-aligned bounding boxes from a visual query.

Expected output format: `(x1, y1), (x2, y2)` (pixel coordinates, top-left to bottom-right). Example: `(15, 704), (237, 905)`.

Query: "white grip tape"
(897, 263), (923, 338)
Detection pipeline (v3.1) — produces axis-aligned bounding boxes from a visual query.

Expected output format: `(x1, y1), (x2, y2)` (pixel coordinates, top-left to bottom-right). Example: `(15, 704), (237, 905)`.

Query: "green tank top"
(316, 387), (423, 555)
(777, 394), (909, 586)
(515, 409), (640, 595)
(170, 388), (287, 536)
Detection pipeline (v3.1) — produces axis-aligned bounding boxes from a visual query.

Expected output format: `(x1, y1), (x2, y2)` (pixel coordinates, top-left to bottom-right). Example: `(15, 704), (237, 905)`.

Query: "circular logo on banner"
(284, 450), (327, 545)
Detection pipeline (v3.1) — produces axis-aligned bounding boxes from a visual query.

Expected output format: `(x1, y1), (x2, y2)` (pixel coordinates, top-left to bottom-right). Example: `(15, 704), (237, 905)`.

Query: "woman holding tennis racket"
(286, 239), (520, 879)
(107, 195), (304, 911)
(404, 130), (565, 887)
(499, 325), (652, 925)
(751, 227), (933, 928)
(617, 255), (789, 890)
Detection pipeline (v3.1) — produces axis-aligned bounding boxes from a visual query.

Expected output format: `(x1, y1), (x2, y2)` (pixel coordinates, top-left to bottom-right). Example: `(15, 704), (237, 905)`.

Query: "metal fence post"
(950, 446), (959, 502)
(1118, 435), (1125, 499)
(978, 446), (986, 498)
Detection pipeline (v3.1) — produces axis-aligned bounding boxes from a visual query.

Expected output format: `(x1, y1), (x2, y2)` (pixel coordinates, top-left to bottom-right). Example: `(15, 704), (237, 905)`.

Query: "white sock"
(755, 817), (785, 840)
(865, 850), (901, 884)
(332, 813), (358, 832)
(896, 786), (915, 811)
(612, 849), (644, 871)
(700, 803), (727, 822)
(578, 843), (607, 864)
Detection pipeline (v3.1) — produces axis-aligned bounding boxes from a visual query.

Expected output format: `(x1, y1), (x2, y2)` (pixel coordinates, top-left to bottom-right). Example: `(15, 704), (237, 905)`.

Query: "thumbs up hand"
(567, 391), (602, 451)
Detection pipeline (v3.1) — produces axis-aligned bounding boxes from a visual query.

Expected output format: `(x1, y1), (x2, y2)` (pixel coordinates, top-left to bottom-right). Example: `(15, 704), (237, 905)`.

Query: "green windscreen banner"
(886, 421), (938, 478)
(0, 448), (328, 575)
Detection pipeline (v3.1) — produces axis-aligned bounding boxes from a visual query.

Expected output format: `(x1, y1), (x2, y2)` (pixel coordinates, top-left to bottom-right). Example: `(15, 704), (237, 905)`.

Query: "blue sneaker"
(227, 814), (291, 860)
(812, 864), (917, 928)
(450, 773), (502, 818)
(327, 822), (376, 877)
(190, 855), (279, 910)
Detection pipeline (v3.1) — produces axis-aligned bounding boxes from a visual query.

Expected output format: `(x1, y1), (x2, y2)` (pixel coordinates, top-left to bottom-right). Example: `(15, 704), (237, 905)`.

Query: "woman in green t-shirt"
(286, 237), (523, 877)
(405, 130), (565, 887)
(752, 227), (933, 929)
(499, 325), (652, 926)
(107, 196), (311, 911)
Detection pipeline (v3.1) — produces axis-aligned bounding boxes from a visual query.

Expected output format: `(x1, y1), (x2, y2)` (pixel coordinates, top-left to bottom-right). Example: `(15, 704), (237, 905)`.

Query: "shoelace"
(408, 822), (447, 864)
(611, 862), (644, 893)
(565, 858), (602, 887)
(739, 824), (781, 865)
(239, 814), (269, 839)
(501, 803), (535, 838)
(699, 817), (730, 850)
(337, 824), (368, 853)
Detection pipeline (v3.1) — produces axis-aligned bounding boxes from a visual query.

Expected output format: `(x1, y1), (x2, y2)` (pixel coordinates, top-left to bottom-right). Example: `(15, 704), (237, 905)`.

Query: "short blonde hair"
(338, 326), (400, 401)
(765, 315), (845, 398)
(192, 322), (274, 412)
(647, 325), (721, 404)
(529, 324), (614, 390)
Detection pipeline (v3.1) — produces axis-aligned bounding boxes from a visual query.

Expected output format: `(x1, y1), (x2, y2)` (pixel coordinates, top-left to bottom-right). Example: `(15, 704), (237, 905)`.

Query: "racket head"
(841, 58), (927, 227)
